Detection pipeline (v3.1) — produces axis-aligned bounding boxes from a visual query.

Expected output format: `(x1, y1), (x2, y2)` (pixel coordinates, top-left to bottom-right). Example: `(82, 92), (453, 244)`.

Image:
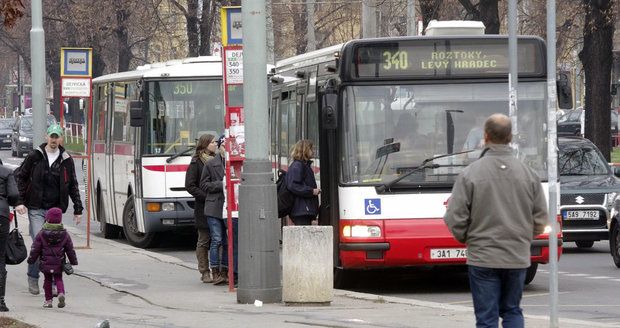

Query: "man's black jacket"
(15, 143), (83, 215)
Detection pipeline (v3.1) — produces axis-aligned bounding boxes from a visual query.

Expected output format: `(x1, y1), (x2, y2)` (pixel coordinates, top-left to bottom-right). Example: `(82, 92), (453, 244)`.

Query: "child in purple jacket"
(27, 208), (78, 308)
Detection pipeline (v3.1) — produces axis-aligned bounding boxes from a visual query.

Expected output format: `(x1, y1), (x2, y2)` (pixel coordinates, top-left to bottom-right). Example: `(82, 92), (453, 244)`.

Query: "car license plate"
(430, 248), (467, 260)
(564, 210), (599, 220)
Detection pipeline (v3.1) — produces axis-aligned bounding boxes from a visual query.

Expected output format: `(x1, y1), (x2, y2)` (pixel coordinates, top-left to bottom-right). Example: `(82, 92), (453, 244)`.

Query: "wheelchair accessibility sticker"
(365, 199), (381, 215)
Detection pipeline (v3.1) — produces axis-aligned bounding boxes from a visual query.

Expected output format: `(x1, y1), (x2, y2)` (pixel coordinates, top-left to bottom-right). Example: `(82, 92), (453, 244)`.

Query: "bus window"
(112, 83), (129, 142)
(93, 85), (108, 142)
(306, 101), (319, 157)
(270, 97), (278, 156)
(145, 80), (224, 155)
(279, 92), (290, 159)
(287, 91), (298, 157)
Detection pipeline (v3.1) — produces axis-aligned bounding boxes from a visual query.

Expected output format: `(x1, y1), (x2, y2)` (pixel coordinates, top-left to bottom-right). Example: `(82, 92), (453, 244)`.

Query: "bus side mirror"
(557, 72), (573, 110)
(321, 79), (338, 130)
(129, 100), (144, 127)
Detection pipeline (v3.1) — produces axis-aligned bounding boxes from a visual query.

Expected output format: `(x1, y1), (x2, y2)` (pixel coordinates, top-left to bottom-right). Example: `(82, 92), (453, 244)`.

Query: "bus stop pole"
(546, 0), (560, 326)
(237, 0), (282, 304)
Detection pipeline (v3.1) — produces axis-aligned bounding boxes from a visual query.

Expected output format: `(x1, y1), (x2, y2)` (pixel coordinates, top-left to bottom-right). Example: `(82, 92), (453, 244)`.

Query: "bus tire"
(122, 195), (158, 248)
(524, 263), (538, 285)
(98, 191), (121, 239)
(334, 267), (357, 289)
(610, 221), (620, 268)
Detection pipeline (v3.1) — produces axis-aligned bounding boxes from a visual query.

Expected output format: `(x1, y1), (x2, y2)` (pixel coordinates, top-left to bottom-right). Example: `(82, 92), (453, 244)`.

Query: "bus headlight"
(543, 221), (561, 235)
(162, 202), (175, 211)
(342, 225), (381, 238)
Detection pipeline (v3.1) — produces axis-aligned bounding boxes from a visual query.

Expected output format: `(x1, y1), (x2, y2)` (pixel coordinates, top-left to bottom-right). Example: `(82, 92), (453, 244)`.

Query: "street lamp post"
(30, 0), (46, 145)
(237, 0), (282, 304)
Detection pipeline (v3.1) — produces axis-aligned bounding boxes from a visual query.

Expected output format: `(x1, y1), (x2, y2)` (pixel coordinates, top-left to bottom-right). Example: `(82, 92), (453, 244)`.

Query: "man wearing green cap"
(14, 123), (83, 295)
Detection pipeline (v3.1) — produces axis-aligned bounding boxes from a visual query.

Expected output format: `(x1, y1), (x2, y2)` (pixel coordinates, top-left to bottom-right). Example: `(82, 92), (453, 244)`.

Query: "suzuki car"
(559, 136), (620, 248)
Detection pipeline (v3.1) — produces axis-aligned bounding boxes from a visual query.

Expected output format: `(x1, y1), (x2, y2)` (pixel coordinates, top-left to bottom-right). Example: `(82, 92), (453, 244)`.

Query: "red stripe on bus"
(113, 144), (133, 155)
(143, 164), (189, 172)
(93, 143), (105, 153)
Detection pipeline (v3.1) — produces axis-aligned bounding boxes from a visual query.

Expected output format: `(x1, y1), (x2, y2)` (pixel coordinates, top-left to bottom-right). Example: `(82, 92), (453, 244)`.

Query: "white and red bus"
(269, 34), (563, 287)
(90, 57), (231, 247)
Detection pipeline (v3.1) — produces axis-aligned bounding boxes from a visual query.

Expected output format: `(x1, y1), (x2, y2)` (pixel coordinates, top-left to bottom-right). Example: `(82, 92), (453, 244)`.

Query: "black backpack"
(276, 169), (294, 218)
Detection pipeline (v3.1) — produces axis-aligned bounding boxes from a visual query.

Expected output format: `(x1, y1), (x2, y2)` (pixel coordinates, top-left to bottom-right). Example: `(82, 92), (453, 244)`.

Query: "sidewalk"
(2, 219), (615, 328)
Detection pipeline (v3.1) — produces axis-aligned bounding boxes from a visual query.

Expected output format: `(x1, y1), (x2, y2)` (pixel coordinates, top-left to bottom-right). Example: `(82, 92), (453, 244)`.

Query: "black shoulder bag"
(5, 210), (28, 265)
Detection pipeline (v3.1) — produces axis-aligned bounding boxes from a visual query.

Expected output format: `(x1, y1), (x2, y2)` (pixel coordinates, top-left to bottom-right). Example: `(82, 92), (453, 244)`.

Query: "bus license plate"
(430, 248), (467, 260)
(565, 210), (599, 220)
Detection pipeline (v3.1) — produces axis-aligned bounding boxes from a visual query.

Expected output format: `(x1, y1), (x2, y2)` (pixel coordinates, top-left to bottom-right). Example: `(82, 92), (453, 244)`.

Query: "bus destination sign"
(352, 38), (544, 79)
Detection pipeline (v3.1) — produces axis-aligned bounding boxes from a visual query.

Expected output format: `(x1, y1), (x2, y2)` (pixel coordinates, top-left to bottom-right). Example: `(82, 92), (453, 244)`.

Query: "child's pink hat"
(45, 208), (63, 224)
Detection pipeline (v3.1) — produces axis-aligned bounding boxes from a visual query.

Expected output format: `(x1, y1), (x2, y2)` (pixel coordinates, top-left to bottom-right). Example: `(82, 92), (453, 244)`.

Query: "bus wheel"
(122, 195), (158, 248)
(334, 267), (357, 289)
(98, 191), (121, 239)
(524, 263), (538, 285)
(610, 222), (620, 268)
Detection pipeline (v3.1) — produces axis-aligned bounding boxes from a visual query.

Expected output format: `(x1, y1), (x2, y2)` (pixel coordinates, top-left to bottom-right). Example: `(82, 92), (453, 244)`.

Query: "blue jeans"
(207, 216), (228, 268)
(468, 265), (526, 328)
(28, 209), (47, 279)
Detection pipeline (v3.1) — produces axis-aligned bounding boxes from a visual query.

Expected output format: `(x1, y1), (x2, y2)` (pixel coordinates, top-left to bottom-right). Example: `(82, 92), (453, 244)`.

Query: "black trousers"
(0, 217), (9, 272)
(290, 215), (314, 226)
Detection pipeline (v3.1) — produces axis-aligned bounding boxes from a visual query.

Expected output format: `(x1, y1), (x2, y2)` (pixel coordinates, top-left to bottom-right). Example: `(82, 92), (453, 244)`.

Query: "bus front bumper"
(142, 197), (196, 232)
(338, 218), (563, 269)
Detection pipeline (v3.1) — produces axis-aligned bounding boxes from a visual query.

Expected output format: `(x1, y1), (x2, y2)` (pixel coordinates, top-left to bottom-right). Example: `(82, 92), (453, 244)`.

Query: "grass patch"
(63, 137), (86, 155)
(0, 317), (38, 328)
(612, 147), (620, 163)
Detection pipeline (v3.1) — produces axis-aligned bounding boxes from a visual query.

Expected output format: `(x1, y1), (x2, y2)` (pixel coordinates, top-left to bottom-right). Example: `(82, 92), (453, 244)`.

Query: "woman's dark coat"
(185, 157), (209, 230)
(27, 224), (78, 274)
(199, 153), (225, 219)
(285, 160), (319, 218)
(0, 165), (18, 218)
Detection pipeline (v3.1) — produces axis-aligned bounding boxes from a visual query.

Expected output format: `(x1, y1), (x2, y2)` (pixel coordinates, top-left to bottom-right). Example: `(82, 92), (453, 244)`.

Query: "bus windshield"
(341, 82), (547, 187)
(145, 80), (225, 155)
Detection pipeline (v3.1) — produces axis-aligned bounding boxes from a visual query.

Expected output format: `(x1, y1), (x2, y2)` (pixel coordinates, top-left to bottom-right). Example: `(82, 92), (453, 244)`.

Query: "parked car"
(11, 115), (34, 157)
(0, 118), (13, 149)
(11, 114), (59, 157)
(559, 136), (620, 248)
(557, 109), (618, 139)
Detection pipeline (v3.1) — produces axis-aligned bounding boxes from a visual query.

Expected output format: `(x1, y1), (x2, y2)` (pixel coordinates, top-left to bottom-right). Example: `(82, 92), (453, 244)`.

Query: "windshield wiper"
(376, 149), (477, 192)
(166, 146), (196, 163)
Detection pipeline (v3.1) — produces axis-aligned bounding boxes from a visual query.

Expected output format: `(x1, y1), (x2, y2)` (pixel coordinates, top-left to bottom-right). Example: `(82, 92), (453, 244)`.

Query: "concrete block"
(282, 226), (333, 305)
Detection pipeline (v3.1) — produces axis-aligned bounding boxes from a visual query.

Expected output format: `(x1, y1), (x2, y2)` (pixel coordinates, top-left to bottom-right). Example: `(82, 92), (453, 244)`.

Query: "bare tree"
(419, 0), (443, 32)
(0, 0), (24, 27)
(171, 0), (221, 56)
(457, 0), (499, 34)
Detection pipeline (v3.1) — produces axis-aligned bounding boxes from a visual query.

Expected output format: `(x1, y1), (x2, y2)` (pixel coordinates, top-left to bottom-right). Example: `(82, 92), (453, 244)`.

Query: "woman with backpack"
(285, 140), (320, 226)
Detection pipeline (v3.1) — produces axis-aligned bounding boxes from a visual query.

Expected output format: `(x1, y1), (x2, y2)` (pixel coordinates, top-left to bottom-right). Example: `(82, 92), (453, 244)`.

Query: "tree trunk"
(293, 3), (308, 54)
(115, 5), (132, 72)
(579, 0), (614, 161)
(186, 0), (200, 57)
(478, 0), (499, 34)
(457, 0), (499, 34)
(199, 0), (217, 56)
